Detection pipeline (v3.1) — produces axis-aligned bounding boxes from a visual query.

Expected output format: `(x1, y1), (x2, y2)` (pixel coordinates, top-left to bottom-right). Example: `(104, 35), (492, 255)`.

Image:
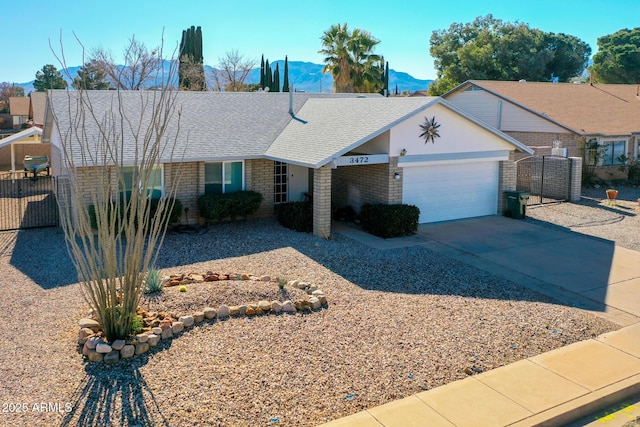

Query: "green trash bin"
(505, 190), (529, 219)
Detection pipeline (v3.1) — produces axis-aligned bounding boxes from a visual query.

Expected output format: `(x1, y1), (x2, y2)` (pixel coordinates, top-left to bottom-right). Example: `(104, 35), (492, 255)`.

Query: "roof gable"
(448, 80), (640, 135)
(9, 97), (30, 116)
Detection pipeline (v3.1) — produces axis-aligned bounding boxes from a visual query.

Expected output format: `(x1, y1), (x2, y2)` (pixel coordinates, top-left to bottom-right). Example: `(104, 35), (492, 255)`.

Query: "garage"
(402, 161), (499, 223)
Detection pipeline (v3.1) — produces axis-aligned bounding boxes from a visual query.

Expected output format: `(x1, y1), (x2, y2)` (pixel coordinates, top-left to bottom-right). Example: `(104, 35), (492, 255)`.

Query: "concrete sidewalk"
(324, 216), (640, 426)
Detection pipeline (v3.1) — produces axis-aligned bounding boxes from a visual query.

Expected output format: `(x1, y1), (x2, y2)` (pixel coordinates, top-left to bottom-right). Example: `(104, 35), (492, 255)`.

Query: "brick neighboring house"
(441, 80), (640, 180)
(44, 90), (531, 237)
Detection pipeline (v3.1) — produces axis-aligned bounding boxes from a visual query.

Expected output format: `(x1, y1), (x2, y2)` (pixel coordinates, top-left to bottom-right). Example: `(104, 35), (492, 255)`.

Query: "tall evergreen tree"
(179, 25), (206, 90)
(260, 55), (265, 89)
(381, 60), (389, 96)
(33, 64), (68, 91)
(282, 56), (290, 92)
(73, 59), (111, 90)
(273, 63), (280, 92)
(264, 59), (272, 91)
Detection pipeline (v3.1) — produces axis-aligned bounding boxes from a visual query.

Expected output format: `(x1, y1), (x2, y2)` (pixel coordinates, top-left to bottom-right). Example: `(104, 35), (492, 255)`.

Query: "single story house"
(441, 80), (640, 180)
(9, 96), (30, 129)
(43, 90), (532, 237)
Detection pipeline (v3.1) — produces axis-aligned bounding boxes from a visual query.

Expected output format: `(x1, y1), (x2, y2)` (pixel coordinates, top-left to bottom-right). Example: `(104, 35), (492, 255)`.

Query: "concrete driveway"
(335, 215), (640, 326)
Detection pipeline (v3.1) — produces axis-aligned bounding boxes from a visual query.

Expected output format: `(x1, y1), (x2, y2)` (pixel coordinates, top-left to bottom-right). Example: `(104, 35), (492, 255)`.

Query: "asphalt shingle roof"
(459, 80), (640, 136)
(265, 97), (439, 167)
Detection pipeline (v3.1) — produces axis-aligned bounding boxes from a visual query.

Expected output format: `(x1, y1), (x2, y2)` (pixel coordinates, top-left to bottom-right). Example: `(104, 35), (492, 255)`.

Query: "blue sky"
(2, 0), (639, 84)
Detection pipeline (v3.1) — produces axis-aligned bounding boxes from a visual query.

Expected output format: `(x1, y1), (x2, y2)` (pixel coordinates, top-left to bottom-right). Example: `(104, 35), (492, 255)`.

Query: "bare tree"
(0, 82), (25, 113)
(51, 35), (185, 343)
(91, 36), (162, 90)
(209, 49), (256, 92)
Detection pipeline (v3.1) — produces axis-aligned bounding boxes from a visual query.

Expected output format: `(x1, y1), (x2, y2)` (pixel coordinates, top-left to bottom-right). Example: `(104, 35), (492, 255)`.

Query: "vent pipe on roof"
(289, 86), (293, 115)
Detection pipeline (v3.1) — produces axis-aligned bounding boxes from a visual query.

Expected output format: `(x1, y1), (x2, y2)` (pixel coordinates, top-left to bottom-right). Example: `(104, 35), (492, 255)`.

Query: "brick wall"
(498, 160), (516, 215)
(245, 158), (275, 217)
(569, 157), (582, 202)
(332, 157), (402, 211)
(505, 131), (579, 160)
(164, 162), (199, 224)
(313, 166), (331, 238)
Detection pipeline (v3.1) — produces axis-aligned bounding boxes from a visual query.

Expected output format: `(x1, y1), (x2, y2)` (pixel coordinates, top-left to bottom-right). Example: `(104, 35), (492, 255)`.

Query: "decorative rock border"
(77, 275), (328, 364)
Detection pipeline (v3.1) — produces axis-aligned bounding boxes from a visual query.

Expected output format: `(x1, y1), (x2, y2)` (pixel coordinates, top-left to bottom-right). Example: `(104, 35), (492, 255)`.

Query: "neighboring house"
(9, 97), (30, 129)
(43, 90), (532, 237)
(29, 92), (47, 128)
(441, 80), (640, 180)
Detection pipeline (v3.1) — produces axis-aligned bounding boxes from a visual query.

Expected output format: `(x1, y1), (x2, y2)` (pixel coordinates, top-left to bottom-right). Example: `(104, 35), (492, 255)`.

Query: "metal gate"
(516, 155), (572, 205)
(0, 173), (59, 231)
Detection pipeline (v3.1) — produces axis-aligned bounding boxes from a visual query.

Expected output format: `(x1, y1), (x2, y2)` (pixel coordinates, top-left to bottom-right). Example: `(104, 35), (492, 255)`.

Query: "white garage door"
(402, 161), (499, 223)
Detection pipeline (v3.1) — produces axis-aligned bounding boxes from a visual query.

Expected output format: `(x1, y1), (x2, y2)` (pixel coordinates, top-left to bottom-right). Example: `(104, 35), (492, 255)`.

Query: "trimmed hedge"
(359, 203), (420, 238)
(88, 197), (183, 230)
(197, 191), (263, 222)
(276, 201), (313, 233)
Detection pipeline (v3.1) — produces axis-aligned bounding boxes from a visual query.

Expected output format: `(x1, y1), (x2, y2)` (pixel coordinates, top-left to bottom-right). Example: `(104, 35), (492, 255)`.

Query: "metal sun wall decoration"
(419, 116), (441, 144)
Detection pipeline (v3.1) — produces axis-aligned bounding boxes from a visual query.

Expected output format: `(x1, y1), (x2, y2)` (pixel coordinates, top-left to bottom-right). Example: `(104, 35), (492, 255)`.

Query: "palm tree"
(347, 29), (383, 93)
(319, 23), (352, 92)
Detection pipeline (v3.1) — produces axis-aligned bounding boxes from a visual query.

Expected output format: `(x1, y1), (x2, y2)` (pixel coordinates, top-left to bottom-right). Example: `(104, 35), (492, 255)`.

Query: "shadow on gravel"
(61, 363), (168, 427)
(9, 216), (616, 313)
(9, 227), (77, 289)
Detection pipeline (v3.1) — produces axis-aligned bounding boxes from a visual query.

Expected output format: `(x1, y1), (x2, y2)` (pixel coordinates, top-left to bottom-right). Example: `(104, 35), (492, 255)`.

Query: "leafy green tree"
(72, 60), (111, 90)
(33, 64), (68, 91)
(282, 56), (290, 92)
(319, 23), (383, 93)
(591, 27), (640, 83)
(179, 25), (206, 90)
(428, 15), (591, 94)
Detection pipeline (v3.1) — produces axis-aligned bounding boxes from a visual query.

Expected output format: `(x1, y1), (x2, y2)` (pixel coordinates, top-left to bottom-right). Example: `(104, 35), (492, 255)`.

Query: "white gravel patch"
(0, 218), (618, 426)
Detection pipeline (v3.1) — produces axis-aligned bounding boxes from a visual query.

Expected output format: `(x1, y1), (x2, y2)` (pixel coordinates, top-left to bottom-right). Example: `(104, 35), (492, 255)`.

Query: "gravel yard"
(0, 212), (621, 426)
(525, 185), (640, 251)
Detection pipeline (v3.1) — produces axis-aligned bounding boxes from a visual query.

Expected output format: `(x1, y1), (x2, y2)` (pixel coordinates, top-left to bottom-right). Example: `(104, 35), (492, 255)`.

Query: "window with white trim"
(205, 161), (244, 194)
(119, 165), (163, 200)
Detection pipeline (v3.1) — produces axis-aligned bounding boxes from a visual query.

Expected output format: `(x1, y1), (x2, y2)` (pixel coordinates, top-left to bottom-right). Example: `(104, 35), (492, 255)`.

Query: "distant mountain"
(15, 60), (432, 94)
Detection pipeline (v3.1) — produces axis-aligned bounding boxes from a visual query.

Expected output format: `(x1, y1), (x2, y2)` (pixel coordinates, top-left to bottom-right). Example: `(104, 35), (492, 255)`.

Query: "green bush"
(197, 191), (263, 222)
(358, 203), (420, 238)
(144, 268), (164, 294)
(276, 201), (313, 232)
(88, 197), (183, 230)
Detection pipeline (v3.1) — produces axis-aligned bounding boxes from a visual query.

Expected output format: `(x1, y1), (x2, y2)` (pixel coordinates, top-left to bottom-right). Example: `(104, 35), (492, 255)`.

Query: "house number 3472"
(349, 156), (369, 164)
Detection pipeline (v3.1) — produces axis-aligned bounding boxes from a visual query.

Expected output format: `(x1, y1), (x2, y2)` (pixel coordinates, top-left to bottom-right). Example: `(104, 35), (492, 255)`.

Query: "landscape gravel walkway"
(0, 211), (621, 426)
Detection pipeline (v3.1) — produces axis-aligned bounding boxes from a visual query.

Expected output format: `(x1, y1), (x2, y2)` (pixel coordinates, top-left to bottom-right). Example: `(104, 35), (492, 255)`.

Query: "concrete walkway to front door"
(325, 216), (640, 427)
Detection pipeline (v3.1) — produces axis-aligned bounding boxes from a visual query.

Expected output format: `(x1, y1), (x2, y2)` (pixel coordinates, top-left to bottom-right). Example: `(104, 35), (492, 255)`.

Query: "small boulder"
(171, 322), (185, 334)
(260, 275), (270, 282)
(238, 305), (247, 316)
(135, 342), (150, 355)
(87, 350), (104, 362)
(190, 274), (204, 282)
(288, 280), (299, 288)
(79, 318), (100, 332)
(309, 297), (322, 309)
(258, 300), (272, 312)
(217, 305), (230, 319)
(147, 334), (160, 347)
(78, 328), (94, 345)
(86, 337), (102, 350)
(136, 333), (149, 343)
(282, 300), (296, 313)
(246, 307), (255, 316)
(104, 351), (120, 364)
(96, 343), (112, 354)
(204, 307), (217, 319)
(312, 289), (325, 296)
(229, 306), (240, 316)
(241, 274), (250, 280)
(120, 345), (135, 359)
(317, 295), (327, 305)
(193, 312), (205, 323)
(161, 327), (173, 340)
(271, 301), (283, 313)
(151, 327), (163, 335)
(111, 339), (126, 351)
(179, 315), (194, 327)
